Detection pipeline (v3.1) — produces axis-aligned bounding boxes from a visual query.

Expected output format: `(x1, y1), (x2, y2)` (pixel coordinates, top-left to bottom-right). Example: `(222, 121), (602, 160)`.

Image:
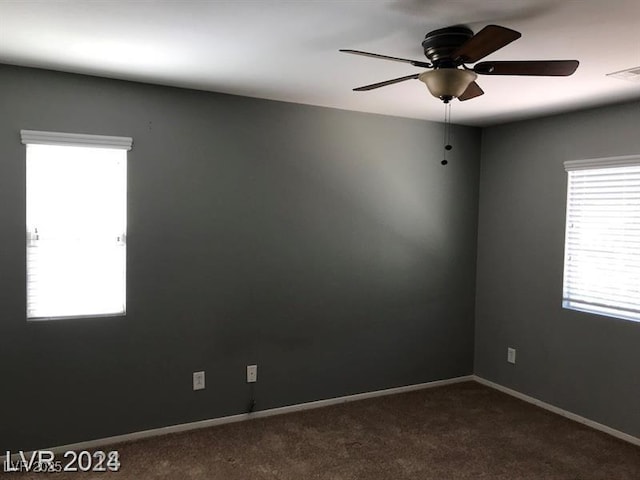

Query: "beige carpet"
(7, 382), (640, 479)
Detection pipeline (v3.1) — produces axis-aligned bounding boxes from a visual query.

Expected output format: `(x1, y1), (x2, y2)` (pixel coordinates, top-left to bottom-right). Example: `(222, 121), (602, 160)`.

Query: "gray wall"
(0, 64), (480, 451)
(475, 100), (640, 438)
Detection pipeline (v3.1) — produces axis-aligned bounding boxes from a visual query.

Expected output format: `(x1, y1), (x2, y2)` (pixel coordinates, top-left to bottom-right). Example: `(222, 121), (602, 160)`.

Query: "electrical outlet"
(193, 371), (205, 390)
(507, 347), (516, 364)
(247, 364), (257, 383)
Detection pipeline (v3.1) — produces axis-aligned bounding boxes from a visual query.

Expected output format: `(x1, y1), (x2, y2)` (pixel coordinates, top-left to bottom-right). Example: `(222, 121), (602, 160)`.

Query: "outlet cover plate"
(247, 364), (257, 383)
(507, 348), (516, 364)
(193, 371), (205, 390)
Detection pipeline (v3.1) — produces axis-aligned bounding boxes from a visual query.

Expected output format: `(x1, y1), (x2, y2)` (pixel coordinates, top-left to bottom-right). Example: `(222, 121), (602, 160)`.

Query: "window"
(562, 155), (640, 322)
(22, 130), (132, 320)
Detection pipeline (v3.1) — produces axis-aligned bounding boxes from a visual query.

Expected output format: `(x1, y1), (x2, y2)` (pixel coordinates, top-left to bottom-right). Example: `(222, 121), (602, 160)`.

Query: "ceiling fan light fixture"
(418, 69), (477, 102)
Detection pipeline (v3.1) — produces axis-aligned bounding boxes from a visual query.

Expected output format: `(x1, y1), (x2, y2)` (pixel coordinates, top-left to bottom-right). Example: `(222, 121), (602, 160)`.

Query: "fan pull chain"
(441, 103), (452, 166)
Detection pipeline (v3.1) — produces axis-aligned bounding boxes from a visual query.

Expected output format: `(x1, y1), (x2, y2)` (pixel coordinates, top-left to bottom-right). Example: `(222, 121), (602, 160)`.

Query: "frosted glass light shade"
(418, 69), (477, 100)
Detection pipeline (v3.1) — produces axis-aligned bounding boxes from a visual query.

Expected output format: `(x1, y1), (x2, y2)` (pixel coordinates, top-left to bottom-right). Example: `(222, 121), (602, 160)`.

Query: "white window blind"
(562, 155), (640, 322)
(22, 130), (132, 320)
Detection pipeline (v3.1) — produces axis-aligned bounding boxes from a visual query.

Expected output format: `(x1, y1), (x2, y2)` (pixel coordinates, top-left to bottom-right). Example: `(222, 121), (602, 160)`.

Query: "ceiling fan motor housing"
(422, 26), (473, 68)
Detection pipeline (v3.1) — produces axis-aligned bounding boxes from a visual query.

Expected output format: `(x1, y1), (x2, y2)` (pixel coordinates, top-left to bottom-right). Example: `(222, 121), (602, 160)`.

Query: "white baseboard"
(9, 375), (474, 461)
(11, 373), (636, 463)
(473, 375), (640, 447)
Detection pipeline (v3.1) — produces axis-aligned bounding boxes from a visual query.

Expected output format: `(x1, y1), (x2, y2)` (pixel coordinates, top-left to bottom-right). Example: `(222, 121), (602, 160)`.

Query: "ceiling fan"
(340, 25), (579, 103)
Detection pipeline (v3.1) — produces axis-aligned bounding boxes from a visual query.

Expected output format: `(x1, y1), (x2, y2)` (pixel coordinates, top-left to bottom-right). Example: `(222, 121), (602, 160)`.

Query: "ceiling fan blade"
(353, 74), (421, 91)
(474, 60), (579, 76)
(340, 49), (431, 68)
(452, 25), (521, 63)
(458, 81), (484, 101)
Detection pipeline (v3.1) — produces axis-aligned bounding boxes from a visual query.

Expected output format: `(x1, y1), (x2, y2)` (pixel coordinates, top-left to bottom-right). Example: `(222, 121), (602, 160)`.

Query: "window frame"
(21, 129), (133, 321)
(562, 154), (640, 323)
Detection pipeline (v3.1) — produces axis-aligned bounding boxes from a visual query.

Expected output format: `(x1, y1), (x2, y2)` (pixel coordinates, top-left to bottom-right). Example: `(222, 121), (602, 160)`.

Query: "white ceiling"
(0, 0), (639, 126)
